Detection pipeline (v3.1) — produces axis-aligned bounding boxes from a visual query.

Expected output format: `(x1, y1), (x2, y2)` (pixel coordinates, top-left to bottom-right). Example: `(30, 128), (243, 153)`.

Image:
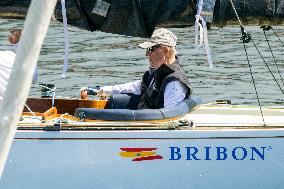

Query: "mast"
(0, 0), (57, 177)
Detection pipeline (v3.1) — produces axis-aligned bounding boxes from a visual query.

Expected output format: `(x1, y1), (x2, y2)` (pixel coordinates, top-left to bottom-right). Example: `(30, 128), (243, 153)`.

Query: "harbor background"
(0, 18), (284, 106)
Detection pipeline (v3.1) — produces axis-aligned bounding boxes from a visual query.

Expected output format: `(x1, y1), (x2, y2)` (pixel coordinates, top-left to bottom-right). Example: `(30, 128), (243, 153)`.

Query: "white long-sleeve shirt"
(0, 50), (37, 105)
(101, 79), (188, 108)
(0, 51), (16, 102)
(13, 44), (38, 82)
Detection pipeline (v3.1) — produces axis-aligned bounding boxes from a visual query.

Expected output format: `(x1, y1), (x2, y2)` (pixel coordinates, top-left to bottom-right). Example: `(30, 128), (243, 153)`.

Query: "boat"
(1, 96), (284, 188)
(0, 0), (284, 188)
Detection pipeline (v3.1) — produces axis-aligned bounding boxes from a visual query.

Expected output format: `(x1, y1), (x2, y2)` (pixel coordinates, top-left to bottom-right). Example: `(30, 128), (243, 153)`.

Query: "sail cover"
(54, 0), (194, 37)
(55, 0), (284, 37)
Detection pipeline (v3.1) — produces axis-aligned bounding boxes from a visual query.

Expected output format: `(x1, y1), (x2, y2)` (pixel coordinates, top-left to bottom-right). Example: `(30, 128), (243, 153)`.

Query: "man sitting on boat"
(0, 28), (40, 103)
(0, 28), (22, 103)
(80, 28), (192, 109)
(8, 28), (22, 48)
(8, 28), (39, 82)
(0, 50), (16, 102)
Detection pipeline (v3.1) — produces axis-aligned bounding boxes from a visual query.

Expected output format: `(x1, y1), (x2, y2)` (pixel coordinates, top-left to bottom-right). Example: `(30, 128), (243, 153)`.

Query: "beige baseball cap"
(138, 28), (177, 49)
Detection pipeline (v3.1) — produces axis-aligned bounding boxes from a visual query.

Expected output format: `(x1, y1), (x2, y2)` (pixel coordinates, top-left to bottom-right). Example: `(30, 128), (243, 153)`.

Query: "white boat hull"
(1, 128), (284, 189)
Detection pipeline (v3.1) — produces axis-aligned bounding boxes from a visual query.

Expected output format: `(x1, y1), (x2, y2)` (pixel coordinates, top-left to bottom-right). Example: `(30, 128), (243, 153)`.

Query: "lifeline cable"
(261, 25), (284, 88)
(271, 27), (284, 47)
(250, 38), (284, 95)
(229, 0), (266, 126)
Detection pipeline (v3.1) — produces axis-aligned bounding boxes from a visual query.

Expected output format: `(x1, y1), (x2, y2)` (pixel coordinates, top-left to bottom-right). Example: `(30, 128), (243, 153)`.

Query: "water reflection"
(0, 19), (283, 105)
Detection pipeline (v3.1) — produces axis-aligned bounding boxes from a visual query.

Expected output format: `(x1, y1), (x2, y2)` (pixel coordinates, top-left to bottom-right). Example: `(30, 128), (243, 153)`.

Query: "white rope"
(194, 0), (213, 68)
(24, 104), (42, 121)
(200, 16), (213, 69)
(39, 84), (56, 107)
(194, 0), (203, 47)
(195, 20), (203, 47)
(61, 0), (70, 78)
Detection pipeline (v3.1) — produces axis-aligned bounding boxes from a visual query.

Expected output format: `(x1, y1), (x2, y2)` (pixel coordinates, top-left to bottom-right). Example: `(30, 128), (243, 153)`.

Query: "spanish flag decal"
(119, 148), (163, 161)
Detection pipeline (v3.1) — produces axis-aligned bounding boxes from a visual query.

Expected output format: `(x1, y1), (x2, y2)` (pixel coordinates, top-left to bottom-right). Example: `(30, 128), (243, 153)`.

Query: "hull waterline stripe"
(13, 136), (284, 140)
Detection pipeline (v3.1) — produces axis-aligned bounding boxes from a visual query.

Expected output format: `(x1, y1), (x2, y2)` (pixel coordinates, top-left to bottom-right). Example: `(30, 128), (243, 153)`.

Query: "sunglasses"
(147, 45), (161, 53)
(8, 31), (18, 37)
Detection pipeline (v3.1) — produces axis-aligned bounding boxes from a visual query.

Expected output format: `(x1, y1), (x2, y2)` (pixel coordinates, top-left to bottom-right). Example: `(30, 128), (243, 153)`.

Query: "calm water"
(0, 18), (284, 106)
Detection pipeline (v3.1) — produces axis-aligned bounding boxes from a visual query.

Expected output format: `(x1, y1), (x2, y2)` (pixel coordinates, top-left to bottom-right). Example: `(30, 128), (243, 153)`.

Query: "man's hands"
(80, 86), (102, 99)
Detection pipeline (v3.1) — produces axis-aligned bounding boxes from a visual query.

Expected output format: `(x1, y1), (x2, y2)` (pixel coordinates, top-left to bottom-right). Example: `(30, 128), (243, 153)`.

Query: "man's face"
(146, 45), (165, 70)
(8, 30), (21, 44)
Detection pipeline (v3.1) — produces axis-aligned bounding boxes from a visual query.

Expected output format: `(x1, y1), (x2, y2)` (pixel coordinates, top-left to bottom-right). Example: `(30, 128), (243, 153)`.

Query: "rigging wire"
(270, 27), (284, 47)
(229, 0), (243, 27)
(250, 38), (284, 95)
(260, 25), (284, 88)
(229, 0), (266, 126)
(240, 29), (266, 126)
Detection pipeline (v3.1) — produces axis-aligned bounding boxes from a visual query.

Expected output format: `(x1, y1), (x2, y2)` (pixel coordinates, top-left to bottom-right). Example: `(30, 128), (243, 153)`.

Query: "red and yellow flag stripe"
(119, 148), (163, 161)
